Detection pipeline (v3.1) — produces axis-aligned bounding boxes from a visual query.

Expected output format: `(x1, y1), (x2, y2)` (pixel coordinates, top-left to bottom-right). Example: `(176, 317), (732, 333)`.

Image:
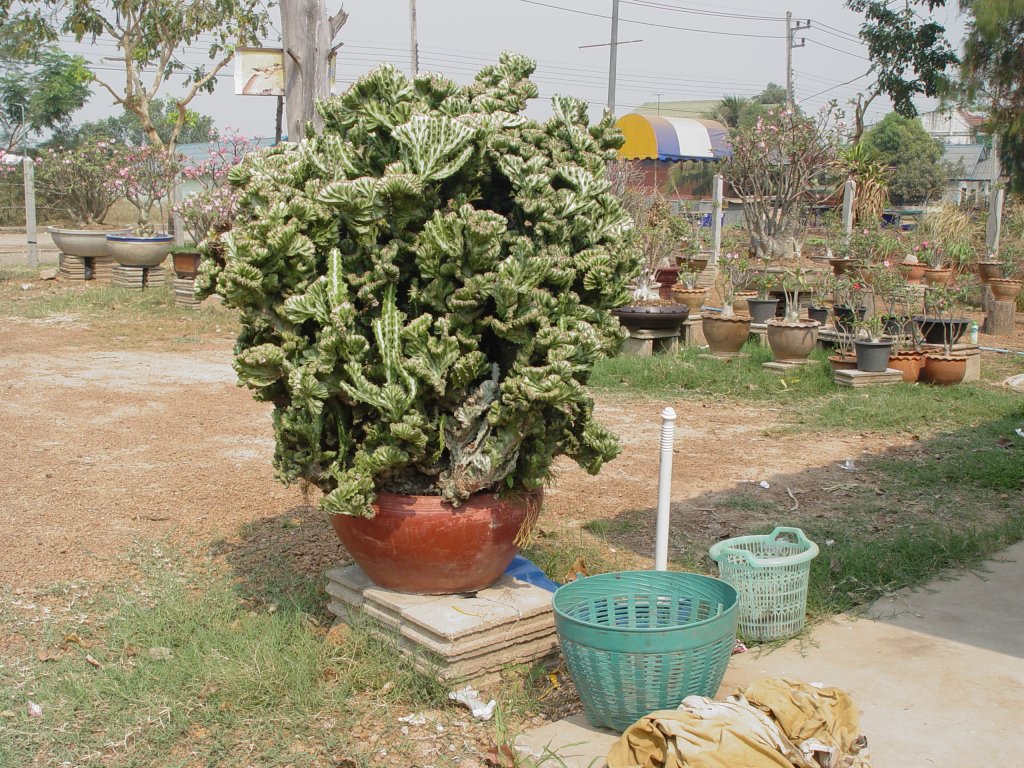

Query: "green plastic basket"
(709, 527), (819, 642)
(552, 571), (738, 732)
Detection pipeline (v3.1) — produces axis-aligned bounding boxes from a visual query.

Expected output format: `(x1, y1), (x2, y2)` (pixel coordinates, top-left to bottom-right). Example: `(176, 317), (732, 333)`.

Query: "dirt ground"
(0, 318), (924, 591)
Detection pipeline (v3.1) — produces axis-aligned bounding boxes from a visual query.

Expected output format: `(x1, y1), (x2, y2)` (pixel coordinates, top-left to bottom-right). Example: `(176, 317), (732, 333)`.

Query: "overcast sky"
(59, 0), (969, 141)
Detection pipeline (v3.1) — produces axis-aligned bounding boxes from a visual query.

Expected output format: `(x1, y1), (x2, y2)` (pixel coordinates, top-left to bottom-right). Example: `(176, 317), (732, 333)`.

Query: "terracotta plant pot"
(988, 278), (1023, 302)
(921, 267), (953, 286)
(732, 291), (757, 317)
(898, 262), (926, 285)
(922, 354), (967, 386)
(172, 250), (202, 279)
(828, 354), (858, 373)
(766, 319), (819, 363)
(106, 234), (175, 267)
(976, 261), (1004, 283)
(746, 297), (780, 324)
(830, 258), (855, 276)
(888, 351), (925, 382)
(702, 313), (751, 356)
(330, 491), (541, 594)
(653, 266), (680, 300)
(855, 339), (893, 372)
(670, 286), (707, 312)
(612, 305), (689, 332)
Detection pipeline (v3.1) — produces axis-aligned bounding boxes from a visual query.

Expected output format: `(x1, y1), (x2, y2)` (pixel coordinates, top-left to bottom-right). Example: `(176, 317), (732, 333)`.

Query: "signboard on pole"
(234, 47), (337, 96)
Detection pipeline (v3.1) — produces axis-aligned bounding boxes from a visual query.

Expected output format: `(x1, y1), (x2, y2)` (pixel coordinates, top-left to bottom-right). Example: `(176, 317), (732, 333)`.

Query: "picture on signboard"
(235, 48), (285, 96)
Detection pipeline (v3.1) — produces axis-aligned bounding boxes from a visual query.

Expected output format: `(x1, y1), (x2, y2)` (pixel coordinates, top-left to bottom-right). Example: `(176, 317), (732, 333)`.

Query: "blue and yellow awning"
(615, 114), (731, 162)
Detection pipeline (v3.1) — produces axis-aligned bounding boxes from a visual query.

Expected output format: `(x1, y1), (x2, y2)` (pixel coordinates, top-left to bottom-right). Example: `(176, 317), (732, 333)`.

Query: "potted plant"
(918, 240), (953, 286)
(746, 260), (780, 324)
(766, 268), (819, 363)
(830, 274), (868, 335)
(872, 264), (924, 381)
(171, 130), (255, 278)
(669, 263), (706, 311)
(920, 283), (970, 385)
(36, 140), (130, 259)
(976, 250), (1004, 283)
(196, 55), (641, 594)
(898, 252), (926, 285)
(702, 252), (752, 355)
(105, 144), (182, 267)
(806, 270), (834, 325)
(988, 247), (1022, 302)
(611, 191), (689, 332)
(853, 314), (892, 372)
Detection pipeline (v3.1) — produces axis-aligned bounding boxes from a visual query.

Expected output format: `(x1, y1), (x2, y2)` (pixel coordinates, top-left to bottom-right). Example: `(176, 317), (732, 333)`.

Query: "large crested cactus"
(199, 52), (641, 517)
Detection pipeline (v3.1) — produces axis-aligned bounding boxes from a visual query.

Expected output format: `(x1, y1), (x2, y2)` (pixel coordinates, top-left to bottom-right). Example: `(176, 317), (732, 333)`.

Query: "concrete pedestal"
(58, 253), (115, 282)
(680, 316), (706, 347)
(112, 264), (165, 290)
(174, 277), (199, 308)
(326, 564), (559, 687)
(833, 368), (904, 387)
(621, 328), (680, 357)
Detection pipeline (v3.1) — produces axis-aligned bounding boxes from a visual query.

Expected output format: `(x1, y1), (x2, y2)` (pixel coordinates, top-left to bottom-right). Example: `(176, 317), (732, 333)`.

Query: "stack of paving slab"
(112, 264), (166, 290)
(326, 564), (560, 687)
(58, 253), (115, 282)
(174, 276), (200, 308)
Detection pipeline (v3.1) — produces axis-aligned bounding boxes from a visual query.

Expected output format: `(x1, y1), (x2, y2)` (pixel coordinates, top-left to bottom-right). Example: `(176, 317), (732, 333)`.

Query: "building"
(941, 143), (998, 206)
(919, 108), (986, 145)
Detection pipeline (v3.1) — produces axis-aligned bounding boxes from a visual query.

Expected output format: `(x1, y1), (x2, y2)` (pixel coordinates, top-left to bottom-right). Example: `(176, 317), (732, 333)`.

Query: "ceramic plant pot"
(670, 286), (707, 312)
(766, 319), (819, 363)
(832, 305), (867, 336)
(746, 298), (780, 325)
(330, 491), (542, 594)
(828, 354), (858, 373)
(732, 291), (757, 317)
(976, 261), (1004, 283)
(988, 278), (1023, 302)
(888, 351), (925, 382)
(106, 234), (175, 267)
(702, 313), (751, 356)
(612, 305), (689, 333)
(653, 267), (681, 300)
(913, 316), (970, 346)
(855, 339), (893, 372)
(48, 226), (130, 258)
(922, 354), (967, 386)
(830, 258), (855, 276)
(921, 267), (953, 287)
(172, 250), (202, 279)
(898, 262), (926, 285)
(807, 306), (829, 325)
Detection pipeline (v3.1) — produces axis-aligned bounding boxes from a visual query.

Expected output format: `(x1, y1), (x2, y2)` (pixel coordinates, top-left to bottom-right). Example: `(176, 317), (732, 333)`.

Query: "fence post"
(23, 156), (38, 269)
(842, 179), (856, 245)
(711, 173), (723, 262)
(172, 172), (185, 246)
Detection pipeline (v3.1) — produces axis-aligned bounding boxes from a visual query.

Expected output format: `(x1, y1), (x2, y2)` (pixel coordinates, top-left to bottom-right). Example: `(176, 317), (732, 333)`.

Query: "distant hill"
(632, 100), (720, 119)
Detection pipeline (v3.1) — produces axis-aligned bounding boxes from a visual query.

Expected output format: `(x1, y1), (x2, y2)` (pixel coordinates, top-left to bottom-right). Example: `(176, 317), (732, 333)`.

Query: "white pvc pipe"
(654, 407), (677, 571)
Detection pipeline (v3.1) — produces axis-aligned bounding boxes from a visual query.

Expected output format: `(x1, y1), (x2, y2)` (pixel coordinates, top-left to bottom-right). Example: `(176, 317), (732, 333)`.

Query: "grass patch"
(0, 548), (450, 768)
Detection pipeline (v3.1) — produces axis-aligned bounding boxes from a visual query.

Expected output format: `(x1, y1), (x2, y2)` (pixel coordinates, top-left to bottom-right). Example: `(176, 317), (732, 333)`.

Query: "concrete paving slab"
(515, 543), (1024, 767)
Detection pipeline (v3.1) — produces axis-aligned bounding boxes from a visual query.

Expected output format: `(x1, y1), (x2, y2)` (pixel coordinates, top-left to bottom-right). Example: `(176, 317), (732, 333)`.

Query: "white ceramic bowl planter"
(48, 227), (130, 258)
(105, 233), (174, 267)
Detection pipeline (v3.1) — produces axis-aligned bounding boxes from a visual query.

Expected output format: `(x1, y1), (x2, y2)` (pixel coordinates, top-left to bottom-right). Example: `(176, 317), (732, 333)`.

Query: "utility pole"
(608, 0), (619, 113)
(409, 0), (418, 77)
(655, 92), (663, 115)
(786, 12), (810, 110)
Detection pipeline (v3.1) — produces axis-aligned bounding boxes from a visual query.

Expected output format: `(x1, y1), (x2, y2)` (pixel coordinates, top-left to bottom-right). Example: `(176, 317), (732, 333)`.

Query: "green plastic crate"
(709, 527), (819, 642)
(552, 571), (738, 732)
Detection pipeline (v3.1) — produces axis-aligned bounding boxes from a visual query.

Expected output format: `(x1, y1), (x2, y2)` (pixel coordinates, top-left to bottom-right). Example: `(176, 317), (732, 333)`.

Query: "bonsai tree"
(198, 54), (641, 518)
(33, 140), (126, 226)
(923, 282), (970, 355)
(616, 190), (681, 302)
(779, 268), (810, 322)
(106, 144), (182, 236)
(716, 252), (752, 316)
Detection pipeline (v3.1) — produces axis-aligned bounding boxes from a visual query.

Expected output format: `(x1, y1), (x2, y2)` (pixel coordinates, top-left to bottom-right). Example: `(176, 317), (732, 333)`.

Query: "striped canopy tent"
(615, 114), (731, 162)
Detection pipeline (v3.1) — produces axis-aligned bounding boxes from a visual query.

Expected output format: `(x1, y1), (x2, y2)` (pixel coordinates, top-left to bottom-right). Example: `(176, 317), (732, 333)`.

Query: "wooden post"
(986, 187), (1004, 254)
(984, 300), (1016, 336)
(171, 173), (185, 246)
(711, 173), (723, 263)
(842, 179), (856, 245)
(23, 156), (38, 269)
(280, 0), (348, 142)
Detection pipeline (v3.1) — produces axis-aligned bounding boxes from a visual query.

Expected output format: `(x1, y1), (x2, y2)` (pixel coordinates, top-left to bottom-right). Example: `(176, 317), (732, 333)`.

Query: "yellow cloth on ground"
(606, 679), (871, 768)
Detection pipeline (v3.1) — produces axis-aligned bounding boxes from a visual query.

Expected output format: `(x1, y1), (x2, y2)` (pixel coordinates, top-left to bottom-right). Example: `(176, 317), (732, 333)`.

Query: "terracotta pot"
(654, 266), (680, 300)
(921, 267), (953, 286)
(702, 313), (751, 355)
(977, 261), (1004, 283)
(830, 258), (855, 276)
(172, 250), (202, 279)
(855, 339), (893, 372)
(746, 297), (780, 325)
(732, 291), (757, 317)
(330, 491), (542, 594)
(922, 354), (967, 386)
(766, 319), (819, 362)
(828, 354), (858, 373)
(612, 305), (689, 332)
(988, 278), (1023, 302)
(670, 286), (707, 312)
(898, 262), (926, 285)
(888, 352), (925, 382)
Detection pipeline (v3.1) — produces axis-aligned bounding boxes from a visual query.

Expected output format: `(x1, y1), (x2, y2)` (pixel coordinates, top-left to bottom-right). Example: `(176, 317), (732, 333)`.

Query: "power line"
(805, 38), (870, 61)
(620, 0), (784, 22)
(519, 0), (786, 39)
(797, 70), (872, 105)
(807, 18), (863, 44)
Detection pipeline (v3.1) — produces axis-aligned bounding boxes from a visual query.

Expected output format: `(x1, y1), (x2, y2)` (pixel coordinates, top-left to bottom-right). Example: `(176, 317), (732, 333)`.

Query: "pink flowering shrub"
(33, 140), (127, 225)
(105, 144), (182, 235)
(173, 130), (256, 245)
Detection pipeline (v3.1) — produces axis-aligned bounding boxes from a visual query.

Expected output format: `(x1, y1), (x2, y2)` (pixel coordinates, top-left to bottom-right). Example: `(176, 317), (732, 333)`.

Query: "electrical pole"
(786, 12), (810, 110)
(409, 0), (418, 77)
(608, 0), (619, 113)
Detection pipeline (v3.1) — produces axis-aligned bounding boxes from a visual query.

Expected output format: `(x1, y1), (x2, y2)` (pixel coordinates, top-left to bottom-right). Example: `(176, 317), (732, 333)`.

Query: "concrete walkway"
(516, 542), (1024, 767)
(0, 230), (58, 265)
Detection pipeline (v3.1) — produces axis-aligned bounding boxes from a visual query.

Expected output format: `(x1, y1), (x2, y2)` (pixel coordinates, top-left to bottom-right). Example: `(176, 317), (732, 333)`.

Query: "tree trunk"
(984, 300), (1015, 336)
(280, 0), (347, 142)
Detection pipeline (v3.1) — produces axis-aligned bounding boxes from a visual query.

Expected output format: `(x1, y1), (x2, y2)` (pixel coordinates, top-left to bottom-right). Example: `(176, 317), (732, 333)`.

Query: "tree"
(844, 0), (959, 143)
(861, 112), (946, 205)
(0, 47), (91, 151)
(754, 82), (787, 105)
(54, 0), (270, 153)
(280, 0), (348, 141)
(959, 0), (1024, 193)
(48, 98), (217, 149)
(704, 95), (761, 130)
